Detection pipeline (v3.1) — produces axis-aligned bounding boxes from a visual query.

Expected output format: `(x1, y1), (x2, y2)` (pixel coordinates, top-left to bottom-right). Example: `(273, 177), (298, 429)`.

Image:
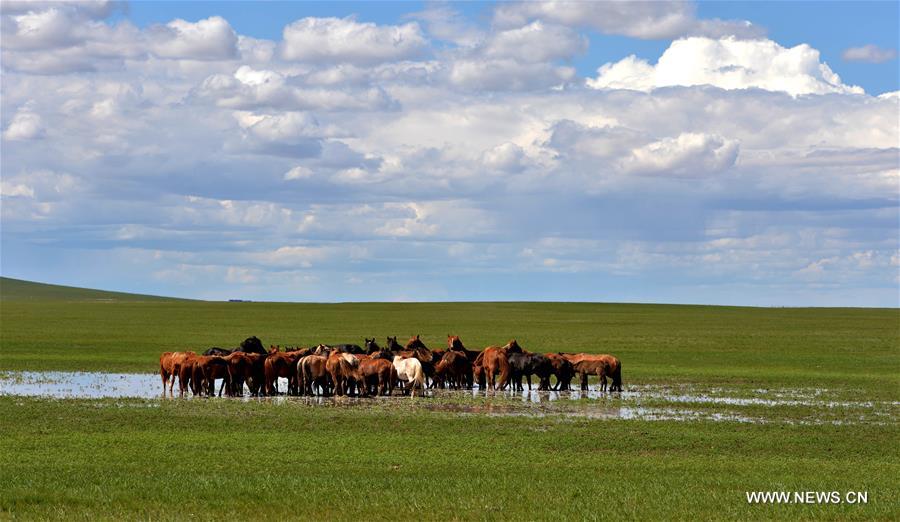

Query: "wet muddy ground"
(1, 370), (896, 426)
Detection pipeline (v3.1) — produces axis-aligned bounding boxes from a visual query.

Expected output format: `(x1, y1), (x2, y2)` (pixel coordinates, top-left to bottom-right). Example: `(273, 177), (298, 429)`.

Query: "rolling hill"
(0, 277), (182, 302)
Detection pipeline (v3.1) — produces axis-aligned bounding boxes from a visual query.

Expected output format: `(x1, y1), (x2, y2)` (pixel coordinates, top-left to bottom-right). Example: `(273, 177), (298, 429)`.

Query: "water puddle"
(0, 371), (894, 426)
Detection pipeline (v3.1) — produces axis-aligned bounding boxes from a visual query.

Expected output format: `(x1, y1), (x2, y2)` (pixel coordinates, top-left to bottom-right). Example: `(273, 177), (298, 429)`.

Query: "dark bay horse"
(202, 336), (267, 356)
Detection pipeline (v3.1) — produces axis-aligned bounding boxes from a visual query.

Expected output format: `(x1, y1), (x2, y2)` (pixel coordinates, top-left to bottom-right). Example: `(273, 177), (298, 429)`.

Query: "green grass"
(1, 278), (897, 396)
(0, 397), (896, 520)
(0, 276), (180, 302)
(0, 278), (898, 520)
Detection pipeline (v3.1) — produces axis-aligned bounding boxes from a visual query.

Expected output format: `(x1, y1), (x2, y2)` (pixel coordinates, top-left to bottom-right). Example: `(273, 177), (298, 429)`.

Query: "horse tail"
(611, 359), (622, 390)
(497, 356), (511, 390)
(297, 358), (306, 394)
(414, 363), (426, 396)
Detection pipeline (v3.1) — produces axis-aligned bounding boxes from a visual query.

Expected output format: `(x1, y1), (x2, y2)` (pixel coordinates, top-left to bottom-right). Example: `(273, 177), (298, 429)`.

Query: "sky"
(1, 1), (898, 306)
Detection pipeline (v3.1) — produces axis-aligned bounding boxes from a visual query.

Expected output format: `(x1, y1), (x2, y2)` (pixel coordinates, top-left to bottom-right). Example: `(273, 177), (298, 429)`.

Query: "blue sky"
(119, 1), (899, 94)
(2, 1), (898, 305)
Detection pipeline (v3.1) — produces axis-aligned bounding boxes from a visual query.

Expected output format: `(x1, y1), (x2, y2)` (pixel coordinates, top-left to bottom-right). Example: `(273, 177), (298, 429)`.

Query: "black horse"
(507, 352), (553, 391)
(333, 343), (364, 354)
(202, 336), (266, 356)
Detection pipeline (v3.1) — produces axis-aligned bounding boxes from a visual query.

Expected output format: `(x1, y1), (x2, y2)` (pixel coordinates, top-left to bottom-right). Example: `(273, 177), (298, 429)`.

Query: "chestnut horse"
(178, 353), (202, 396)
(446, 335), (481, 363)
(194, 355), (231, 397)
(434, 350), (473, 390)
(159, 351), (194, 394)
(264, 347), (304, 395)
(326, 351), (359, 396)
(352, 357), (396, 396)
(474, 339), (524, 390)
(564, 353), (623, 392)
(298, 354), (330, 396)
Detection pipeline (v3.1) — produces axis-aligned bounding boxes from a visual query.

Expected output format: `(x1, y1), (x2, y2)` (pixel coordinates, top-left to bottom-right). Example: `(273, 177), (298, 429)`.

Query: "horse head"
(447, 335), (464, 351)
(503, 339), (523, 353)
(405, 335), (427, 350)
(240, 336), (266, 354)
(365, 338), (381, 354)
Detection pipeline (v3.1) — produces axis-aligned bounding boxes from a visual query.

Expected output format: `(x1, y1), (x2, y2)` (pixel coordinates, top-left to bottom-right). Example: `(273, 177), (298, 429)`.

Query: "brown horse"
(326, 351), (359, 396)
(446, 335), (481, 362)
(175, 353), (198, 396)
(476, 345), (510, 390)
(472, 360), (485, 389)
(434, 350), (473, 390)
(298, 354), (330, 396)
(193, 355), (231, 396)
(264, 347), (303, 395)
(544, 353), (575, 391)
(224, 351), (261, 396)
(564, 353), (623, 392)
(352, 357), (395, 396)
(159, 351), (194, 394)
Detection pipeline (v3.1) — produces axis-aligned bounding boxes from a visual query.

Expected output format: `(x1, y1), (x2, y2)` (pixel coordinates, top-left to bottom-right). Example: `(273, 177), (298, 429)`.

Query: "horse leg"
(160, 369), (168, 395)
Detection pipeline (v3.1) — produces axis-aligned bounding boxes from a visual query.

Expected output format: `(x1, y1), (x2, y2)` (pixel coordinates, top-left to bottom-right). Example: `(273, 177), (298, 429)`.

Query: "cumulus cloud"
(3, 104), (45, 140)
(493, 1), (763, 40)
(588, 37), (864, 96)
(2, 3), (897, 305)
(407, 4), (484, 47)
(483, 21), (586, 63)
(193, 65), (395, 111)
(449, 58), (575, 90)
(621, 133), (739, 177)
(147, 16), (238, 60)
(281, 17), (427, 64)
(842, 44), (897, 64)
(482, 143), (528, 172)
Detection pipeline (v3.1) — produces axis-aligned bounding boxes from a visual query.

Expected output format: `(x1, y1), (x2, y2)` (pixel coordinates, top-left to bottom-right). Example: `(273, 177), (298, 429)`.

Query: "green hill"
(0, 277), (181, 302)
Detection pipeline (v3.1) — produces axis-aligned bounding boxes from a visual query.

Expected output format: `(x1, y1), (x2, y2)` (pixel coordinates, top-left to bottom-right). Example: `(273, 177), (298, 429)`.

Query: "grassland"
(0, 277), (898, 520)
(1, 277), (898, 396)
(0, 397), (897, 520)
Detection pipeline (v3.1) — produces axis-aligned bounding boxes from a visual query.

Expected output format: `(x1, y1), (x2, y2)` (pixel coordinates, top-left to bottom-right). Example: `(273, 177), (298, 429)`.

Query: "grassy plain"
(1, 277), (897, 396)
(0, 397), (897, 520)
(0, 277), (897, 519)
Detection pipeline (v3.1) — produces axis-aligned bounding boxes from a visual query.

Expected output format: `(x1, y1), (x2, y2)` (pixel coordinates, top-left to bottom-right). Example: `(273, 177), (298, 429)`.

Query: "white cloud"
(493, 1), (763, 40)
(1, 3), (897, 305)
(147, 16), (238, 60)
(621, 133), (739, 177)
(588, 37), (864, 96)
(449, 58), (575, 90)
(3, 105), (45, 140)
(407, 4), (484, 47)
(194, 66), (395, 111)
(483, 21), (586, 63)
(281, 17), (427, 64)
(284, 166), (314, 180)
(482, 142), (527, 172)
(0, 181), (34, 198)
(842, 44), (897, 64)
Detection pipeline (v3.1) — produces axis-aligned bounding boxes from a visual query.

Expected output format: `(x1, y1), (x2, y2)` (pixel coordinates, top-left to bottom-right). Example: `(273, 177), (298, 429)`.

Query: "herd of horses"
(159, 335), (623, 398)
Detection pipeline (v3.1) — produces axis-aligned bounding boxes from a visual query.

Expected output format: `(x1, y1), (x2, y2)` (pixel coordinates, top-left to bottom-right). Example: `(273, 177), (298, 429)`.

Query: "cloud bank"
(1, 1), (897, 305)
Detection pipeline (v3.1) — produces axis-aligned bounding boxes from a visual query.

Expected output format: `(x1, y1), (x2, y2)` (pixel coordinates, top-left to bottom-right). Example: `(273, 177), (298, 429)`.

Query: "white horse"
(392, 356), (425, 397)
